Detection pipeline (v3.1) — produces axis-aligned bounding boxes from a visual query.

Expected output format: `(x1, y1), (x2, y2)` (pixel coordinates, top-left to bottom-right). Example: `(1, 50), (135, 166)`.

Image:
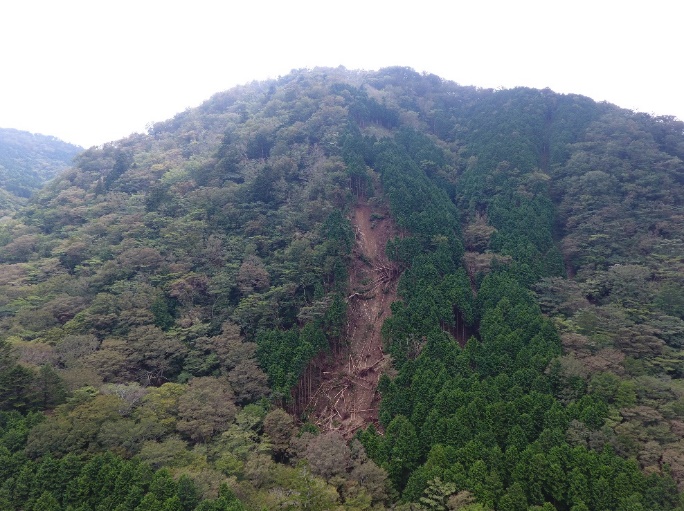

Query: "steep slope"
(307, 190), (398, 435)
(1, 67), (684, 509)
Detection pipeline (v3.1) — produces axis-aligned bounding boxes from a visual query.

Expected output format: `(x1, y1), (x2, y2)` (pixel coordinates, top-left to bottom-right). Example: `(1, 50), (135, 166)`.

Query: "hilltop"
(1, 67), (684, 510)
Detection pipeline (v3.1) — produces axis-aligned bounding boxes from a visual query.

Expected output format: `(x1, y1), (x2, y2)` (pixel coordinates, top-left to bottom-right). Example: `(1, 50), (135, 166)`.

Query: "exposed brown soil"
(305, 196), (399, 437)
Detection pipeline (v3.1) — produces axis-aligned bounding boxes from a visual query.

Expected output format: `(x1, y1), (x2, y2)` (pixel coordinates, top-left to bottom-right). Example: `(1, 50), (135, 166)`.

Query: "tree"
(138, 437), (192, 469)
(103, 150), (132, 191)
(133, 493), (162, 511)
(263, 408), (295, 463)
(226, 359), (269, 405)
(33, 491), (62, 511)
(304, 431), (351, 480)
(350, 459), (389, 505)
(0, 339), (35, 411)
(34, 365), (67, 409)
(497, 482), (527, 511)
(176, 377), (237, 443)
(149, 469), (178, 502)
(419, 477), (457, 510)
(136, 383), (185, 432)
(382, 415), (420, 491)
(127, 325), (187, 385)
(236, 257), (270, 296)
(25, 394), (122, 458)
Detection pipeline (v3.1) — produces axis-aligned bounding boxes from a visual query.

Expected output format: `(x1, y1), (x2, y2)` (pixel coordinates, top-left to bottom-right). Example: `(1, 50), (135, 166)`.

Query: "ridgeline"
(1, 67), (684, 510)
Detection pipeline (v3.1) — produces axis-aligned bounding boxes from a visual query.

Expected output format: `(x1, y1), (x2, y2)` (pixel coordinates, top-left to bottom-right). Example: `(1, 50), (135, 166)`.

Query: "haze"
(1, 0), (681, 148)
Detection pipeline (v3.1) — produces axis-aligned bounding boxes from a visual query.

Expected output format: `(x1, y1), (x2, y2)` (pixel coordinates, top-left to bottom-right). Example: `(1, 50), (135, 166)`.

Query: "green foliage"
(0, 451), (224, 511)
(0, 339), (38, 412)
(0, 128), (81, 211)
(0, 67), (684, 510)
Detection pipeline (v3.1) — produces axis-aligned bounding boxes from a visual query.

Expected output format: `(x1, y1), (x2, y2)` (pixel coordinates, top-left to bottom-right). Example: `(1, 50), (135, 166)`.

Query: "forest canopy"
(0, 128), (81, 217)
(1, 66), (684, 510)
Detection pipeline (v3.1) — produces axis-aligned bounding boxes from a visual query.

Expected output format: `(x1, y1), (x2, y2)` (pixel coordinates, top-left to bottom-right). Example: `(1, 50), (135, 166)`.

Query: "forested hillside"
(1, 67), (684, 510)
(0, 128), (82, 217)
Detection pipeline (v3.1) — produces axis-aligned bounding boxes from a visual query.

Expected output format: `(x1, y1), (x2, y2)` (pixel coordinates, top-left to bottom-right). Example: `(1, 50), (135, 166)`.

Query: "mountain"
(1, 67), (684, 510)
(0, 128), (82, 216)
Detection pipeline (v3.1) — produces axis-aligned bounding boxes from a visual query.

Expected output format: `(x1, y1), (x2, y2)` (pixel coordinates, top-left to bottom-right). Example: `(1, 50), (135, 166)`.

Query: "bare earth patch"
(307, 197), (399, 437)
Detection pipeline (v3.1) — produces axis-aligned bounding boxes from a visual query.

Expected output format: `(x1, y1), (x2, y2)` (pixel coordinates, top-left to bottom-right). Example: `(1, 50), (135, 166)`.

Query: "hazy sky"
(1, 0), (681, 148)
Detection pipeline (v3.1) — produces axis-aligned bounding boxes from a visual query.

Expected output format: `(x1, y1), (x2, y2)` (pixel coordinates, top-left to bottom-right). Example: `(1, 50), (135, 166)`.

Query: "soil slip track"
(307, 196), (399, 436)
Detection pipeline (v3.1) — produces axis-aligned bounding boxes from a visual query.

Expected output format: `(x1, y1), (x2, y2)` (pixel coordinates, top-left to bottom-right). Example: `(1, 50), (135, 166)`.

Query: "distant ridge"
(0, 127), (82, 214)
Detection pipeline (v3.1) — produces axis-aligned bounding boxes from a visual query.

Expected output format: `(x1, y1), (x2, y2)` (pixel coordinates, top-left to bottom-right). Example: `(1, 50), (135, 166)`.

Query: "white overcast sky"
(1, 0), (681, 148)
